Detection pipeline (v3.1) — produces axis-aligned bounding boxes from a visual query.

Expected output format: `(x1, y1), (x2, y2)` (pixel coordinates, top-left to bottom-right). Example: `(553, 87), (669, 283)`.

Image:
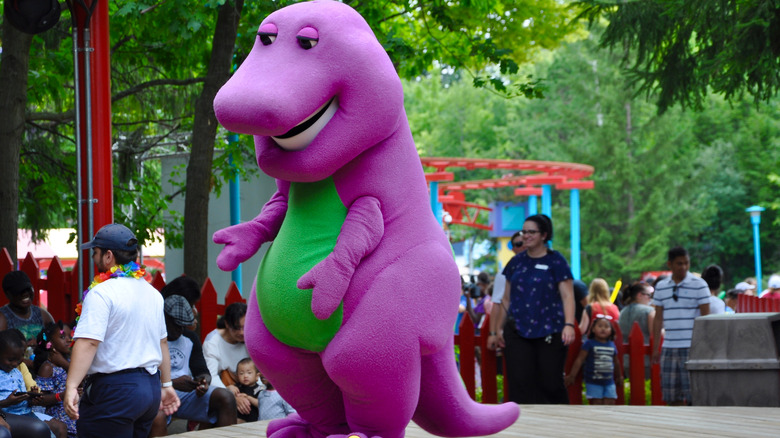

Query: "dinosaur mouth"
(272, 97), (338, 150)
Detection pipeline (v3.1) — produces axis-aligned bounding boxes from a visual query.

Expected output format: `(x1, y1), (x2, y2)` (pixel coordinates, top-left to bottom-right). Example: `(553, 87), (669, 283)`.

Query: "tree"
(0, 20), (33, 265)
(402, 29), (780, 286)
(2, 0), (583, 281)
(577, 0), (780, 113)
(183, 0), (244, 286)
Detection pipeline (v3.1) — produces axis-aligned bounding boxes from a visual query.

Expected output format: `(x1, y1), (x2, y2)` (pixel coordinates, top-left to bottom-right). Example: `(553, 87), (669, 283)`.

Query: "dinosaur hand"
(298, 256), (352, 320)
(213, 223), (267, 271)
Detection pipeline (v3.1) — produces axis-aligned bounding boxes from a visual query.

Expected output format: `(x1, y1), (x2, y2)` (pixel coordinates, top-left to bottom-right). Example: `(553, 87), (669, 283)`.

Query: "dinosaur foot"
(328, 434), (382, 438)
(268, 414), (352, 438)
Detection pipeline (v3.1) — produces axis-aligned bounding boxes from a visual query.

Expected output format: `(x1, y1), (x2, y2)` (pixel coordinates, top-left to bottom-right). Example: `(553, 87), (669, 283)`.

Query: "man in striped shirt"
(651, 246), (710, 405)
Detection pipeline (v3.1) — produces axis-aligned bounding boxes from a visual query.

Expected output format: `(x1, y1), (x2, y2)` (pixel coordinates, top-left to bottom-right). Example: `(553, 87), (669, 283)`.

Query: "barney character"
(212, 1), (519, 437)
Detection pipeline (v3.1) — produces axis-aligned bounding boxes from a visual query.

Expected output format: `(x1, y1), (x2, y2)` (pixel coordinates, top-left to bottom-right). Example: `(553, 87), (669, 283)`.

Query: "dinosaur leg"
(245, 289), (350, 438)
(322, 302), (420, 438)
(321, 245), (454, 438)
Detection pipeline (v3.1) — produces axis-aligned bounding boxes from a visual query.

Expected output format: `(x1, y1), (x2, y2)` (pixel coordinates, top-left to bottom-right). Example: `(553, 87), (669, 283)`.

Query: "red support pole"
(90, 0), (113, 231)
(74, 0), (113, 293)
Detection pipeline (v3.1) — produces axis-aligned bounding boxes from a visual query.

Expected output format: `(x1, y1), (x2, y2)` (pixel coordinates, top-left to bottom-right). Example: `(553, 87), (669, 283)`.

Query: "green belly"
(256, 177), (347, 352)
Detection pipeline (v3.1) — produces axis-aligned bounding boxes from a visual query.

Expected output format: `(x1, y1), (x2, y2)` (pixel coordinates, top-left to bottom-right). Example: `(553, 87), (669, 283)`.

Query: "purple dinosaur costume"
(212, 1), (519, 437)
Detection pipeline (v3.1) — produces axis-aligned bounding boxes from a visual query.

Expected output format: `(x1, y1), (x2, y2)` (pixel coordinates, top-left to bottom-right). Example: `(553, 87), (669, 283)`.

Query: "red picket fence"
(455, 312), (663, 405)
(736, 293), (780, 312)
(0, 248), (247, 339)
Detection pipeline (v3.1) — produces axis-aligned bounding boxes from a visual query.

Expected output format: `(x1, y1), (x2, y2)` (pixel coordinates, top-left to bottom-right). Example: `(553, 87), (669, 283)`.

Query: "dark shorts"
(77, 368), (161, 438)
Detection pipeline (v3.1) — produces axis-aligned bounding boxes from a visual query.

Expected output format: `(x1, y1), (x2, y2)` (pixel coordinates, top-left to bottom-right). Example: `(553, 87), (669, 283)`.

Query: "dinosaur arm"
(298, 195), (384, 319)
(213, 180), (290, 271)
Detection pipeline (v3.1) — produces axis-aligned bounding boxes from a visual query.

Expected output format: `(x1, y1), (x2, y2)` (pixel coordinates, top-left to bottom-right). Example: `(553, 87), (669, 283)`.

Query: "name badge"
(535, 264), (549, 270)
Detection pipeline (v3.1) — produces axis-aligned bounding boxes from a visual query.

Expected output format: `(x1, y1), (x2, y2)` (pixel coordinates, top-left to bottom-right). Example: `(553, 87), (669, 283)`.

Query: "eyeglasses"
(595, 314), (613, 321)
(512, 241), (524, 248)
(520, 229), (540, 235)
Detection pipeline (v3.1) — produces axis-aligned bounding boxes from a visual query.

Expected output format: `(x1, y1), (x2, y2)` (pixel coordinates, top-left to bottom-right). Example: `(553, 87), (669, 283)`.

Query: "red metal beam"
(424, 172), (454, 182)
(556, 180), (595, 190)
(420, 157), (594, 178)
(514, 187), (544, 196)
(523, 174), (568, 185)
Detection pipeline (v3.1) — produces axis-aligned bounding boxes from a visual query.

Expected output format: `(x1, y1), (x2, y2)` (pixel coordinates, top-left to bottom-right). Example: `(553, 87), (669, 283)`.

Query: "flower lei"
(74, 261), (146, 324)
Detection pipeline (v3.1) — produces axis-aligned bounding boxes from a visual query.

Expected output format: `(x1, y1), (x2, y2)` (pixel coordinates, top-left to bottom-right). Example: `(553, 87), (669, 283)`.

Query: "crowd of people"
(0, 224), (294, 438)
(2, 214), (776, 437)
(465, 214), (777, 407)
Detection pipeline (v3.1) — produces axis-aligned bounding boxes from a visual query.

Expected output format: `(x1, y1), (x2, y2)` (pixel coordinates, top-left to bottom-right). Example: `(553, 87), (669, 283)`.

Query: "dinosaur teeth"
(272, 97), (338, 150)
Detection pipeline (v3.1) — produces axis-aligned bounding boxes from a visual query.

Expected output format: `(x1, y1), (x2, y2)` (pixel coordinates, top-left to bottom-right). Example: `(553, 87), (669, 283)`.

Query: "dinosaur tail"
(412, 337), (519, 437)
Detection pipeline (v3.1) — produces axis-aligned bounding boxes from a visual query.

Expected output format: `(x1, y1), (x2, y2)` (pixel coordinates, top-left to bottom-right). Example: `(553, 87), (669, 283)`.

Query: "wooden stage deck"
(171, 405), (780, 437)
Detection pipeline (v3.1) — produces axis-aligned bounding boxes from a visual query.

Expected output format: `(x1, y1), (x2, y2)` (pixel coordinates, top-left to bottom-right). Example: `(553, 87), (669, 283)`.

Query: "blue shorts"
(168, 386), (218, 424)
(585, 382), (617, 400)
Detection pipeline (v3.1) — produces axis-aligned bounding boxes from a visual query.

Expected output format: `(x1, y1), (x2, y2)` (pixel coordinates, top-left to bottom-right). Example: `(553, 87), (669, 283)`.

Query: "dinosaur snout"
(213, 80), (291, 136)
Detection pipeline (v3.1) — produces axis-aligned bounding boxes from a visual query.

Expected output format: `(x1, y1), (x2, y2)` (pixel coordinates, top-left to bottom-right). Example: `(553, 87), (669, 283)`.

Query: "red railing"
(0, 248), (247, 340)
(737, 293), (780, 312)
(454, 312), (664, 405)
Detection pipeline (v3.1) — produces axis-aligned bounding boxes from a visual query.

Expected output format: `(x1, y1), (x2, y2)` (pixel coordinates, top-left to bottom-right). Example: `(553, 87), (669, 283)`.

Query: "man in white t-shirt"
(63, 224), (180, 437)
(651, 246), (710, 405)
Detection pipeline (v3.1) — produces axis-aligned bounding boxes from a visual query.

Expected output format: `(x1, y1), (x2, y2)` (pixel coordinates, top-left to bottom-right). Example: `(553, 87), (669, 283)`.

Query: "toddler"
(0, 329), (67, 437)
(34, 323), (76, 437)
(235, 358), (261, 422)
(565, 315), (623, 405)
(235, 358), (295, 422)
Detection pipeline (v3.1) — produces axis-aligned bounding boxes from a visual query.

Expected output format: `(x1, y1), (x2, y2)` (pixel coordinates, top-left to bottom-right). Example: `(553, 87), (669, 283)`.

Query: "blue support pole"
(570, 189), (581, 280)
(746, 206), (764, 290)
(752, 221), (762, 290)
(528, 195), (538, 216)
(228, 134), (243, 294)
(542, 185), (552, 248)
(430, 181), (443, 226)
(541, 184), (552, 218)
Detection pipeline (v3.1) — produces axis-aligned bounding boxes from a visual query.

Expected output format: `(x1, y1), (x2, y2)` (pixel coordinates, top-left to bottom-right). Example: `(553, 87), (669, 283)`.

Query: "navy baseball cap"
(81, 224), (138, 251)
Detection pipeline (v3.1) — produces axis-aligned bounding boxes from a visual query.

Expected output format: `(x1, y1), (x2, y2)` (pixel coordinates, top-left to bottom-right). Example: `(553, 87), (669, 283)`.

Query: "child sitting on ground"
(149, 296), (236, 436)
(0, 329), (67, 437)
(235, 358), (295, 422)
(565, 315), (623, 405)
(33, 323), (76, 437)
(235, 358), (260, 423)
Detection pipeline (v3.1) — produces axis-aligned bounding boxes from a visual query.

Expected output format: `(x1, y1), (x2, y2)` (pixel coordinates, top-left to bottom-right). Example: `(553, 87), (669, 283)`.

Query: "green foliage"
(12, 0), (581, 250)
(405, 27), (780, 287)
(577, 0), (780, 113)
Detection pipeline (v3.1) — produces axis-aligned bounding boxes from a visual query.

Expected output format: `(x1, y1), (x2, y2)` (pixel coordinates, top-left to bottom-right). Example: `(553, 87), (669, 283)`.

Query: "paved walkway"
(170, 405), (780, 437)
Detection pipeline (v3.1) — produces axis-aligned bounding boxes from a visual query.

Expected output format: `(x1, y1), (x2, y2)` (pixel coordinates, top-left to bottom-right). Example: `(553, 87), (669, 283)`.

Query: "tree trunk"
(625, 101), (636, 259)
(183, 0), (244, 286)
(0, 22), (33, 265)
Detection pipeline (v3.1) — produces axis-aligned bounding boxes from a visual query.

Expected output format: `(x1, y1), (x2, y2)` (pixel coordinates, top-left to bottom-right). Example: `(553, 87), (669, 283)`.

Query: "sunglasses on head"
(595, 314), (613, 321)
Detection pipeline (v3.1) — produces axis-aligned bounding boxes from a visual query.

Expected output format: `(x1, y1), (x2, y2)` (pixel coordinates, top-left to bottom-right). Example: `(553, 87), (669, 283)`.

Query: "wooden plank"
(172, 406), (780, 437)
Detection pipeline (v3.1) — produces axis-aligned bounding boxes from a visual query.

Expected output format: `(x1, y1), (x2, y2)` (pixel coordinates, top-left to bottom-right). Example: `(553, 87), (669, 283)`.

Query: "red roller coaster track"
(420, 157), (595, 230)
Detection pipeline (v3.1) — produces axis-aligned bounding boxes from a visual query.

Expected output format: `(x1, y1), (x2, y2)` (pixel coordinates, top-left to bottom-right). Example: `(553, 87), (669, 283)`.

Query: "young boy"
(235, 358), (295, 422)
(149, 296), (236, 436)
(235, 358), (260, 423)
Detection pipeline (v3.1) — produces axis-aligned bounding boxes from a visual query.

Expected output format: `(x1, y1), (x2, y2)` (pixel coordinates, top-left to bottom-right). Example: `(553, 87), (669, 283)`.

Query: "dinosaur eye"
(258, 23), (278, 46)
(297, 27), (319, 50)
